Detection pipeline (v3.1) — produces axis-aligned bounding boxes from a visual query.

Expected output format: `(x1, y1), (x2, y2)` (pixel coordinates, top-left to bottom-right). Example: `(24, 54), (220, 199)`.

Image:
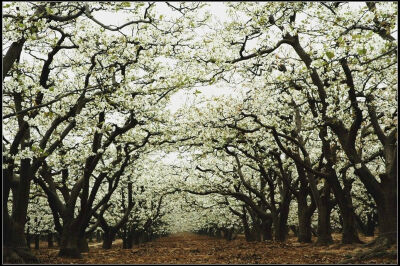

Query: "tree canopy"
(2, 2), (397, 263)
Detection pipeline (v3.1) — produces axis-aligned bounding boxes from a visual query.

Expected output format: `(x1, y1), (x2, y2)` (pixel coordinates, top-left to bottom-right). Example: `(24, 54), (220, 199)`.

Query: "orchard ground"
(32, 232), (397, 264)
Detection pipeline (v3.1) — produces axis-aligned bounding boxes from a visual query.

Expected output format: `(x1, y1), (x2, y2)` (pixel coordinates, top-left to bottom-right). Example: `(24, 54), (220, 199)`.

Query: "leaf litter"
(32, 232), (397, 264)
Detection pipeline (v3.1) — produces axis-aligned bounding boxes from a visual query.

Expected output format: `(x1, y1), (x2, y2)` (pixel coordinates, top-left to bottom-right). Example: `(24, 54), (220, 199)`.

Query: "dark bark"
(125, 230), (134, 249)
(26, 233), (32, 249)
(275, 33), (364, 245)
(297, 198), (315, 243)
(58, 236), (88, 258)
(333, 61), (396, 245)
(56, 233), (61, 246)
(96, 230), (102, 242)
(323, 169), (361, 244)
(272, 208), (290, 242)
(243, 223), (253, 241)
(122, 237), (128, 249)
(102, 230), (115, 249)
(355, 211), (377, 236)
(274, 187), (291, 242)
(88, 232), (93, 242)
(25, 226), (31, 249)
(34, 234), (40, 249)
(263, 218), (273, 241)
(3, 156), (39, 263)
(311, 226), (318, 237)
(3, 247), (40, 264)
(365, 215), (376, 236)
(290, 225), (298, 237)
(222, 227), (235, 240)
(2, 38), (25, 80)
(58, 221), (82, 258)
(3, 215), (40, 263)
(293, 159), (327, 244)
(241, 209), (254, 242)
(315, 184), (333, 246)
(78, 236), (89, 252)
(95, 182), (134, 249)
(47, 232), (54, 248)
(319, 125), (362, 244)
(377, 178), (397, 244)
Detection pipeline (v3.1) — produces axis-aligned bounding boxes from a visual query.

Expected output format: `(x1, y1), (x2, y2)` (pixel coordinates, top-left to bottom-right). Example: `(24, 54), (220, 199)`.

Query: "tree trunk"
(134, 232), (140, 245)
(297, 204), (313, 243)
(377, 179), (397, 245)
(296, 189), (316, 243)
(311, 226), (317, 237)
(298, 216), (312, 243)
(102, 230), (115, 249)
(223, 228), (234, 241)
(331, 105), (397, 246)
(243, 223), (254, 242)
(96, 230), (102, 243)
(122, 237), (128, 249)
(375, 138), (397, 245)
(3, 156), (39, 263)
(365, 213), (377, 236)
(58, 234), (81, 258)
(250, 220), (261, 242)
(3, 216), (39, 263)
(102, 236), (113, 249)
(3, 38), (25, 80)
(56, 233), (61, 246)
(78, 236), (89, 252)
(227, 228), (234, 240)
(340, 206), (362, 244)
(241, 213), (253, 241)
(126, 231), (134, 249)
(34, 234), (40, 249)
(326, 169), (362, 244)
(274, 198), (291, 242)
(26, 233), (31, 249)
(47, 232), (54, 248)
(216, 228), (222, 238)
(88, 232), (93, 243)
(290, 225), (298, 237)
(262, 218), (273, 241)
(58, 222), (82, 258)
(315, 195), (333, 246)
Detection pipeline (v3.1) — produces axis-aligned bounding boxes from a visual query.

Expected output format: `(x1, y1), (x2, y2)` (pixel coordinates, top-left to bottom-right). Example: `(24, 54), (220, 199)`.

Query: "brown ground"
(32, 232), (397, 264)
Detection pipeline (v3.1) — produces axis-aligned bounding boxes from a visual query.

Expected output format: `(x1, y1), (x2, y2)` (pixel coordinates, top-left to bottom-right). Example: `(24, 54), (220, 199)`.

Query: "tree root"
(58, 248), (83, 258)
(339, 237), (397, 263)
(3, 247), (40, 264)
(363, 237), (379, 248)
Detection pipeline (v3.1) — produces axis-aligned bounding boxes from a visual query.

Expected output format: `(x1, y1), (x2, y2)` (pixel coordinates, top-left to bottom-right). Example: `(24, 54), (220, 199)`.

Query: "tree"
(3, 1), (207, 261)
(188, 2), (396, 245)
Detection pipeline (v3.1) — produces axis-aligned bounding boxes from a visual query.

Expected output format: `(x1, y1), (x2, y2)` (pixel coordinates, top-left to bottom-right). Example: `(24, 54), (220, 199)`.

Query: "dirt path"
(32, 232), (397, 264)
(88, 239), (123, 248)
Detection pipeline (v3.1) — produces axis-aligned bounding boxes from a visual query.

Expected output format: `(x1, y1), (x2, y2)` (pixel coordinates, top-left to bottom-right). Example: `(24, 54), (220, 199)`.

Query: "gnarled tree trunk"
(3, 216), (39, 264)
(297, 197), (315, 243)
(58, 220), (87, 258)
(102, 230), (116, 249)
(315, 183), (333, 246)
(377, 177), (397, 245)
